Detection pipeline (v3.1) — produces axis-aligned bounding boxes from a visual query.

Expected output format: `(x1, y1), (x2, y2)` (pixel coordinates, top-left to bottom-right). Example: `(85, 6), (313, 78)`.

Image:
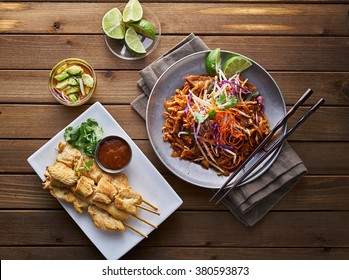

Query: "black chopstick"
(213, 97), (325, 205)
(210, 88), (314, 203)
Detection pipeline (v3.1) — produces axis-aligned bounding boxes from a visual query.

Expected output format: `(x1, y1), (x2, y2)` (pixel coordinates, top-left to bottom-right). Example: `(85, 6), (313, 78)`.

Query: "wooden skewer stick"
(142, 199), (158, 210)
(136, 204), (160, 215)
(124, 223), (148, 238)
(134, 215), (157, 229)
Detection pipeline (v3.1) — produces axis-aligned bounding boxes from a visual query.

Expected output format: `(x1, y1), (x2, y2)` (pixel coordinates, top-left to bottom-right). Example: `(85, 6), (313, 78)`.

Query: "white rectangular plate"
(27, 102), (183, 259)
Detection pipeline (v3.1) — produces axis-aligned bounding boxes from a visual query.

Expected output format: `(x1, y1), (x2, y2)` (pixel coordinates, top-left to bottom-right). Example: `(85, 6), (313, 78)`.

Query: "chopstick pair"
(210, 88), (325, 205)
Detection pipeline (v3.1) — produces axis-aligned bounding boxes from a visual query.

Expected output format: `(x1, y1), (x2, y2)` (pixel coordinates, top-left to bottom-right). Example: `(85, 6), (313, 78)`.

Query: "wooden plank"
(0, 175), (61, 209)
(0, 246), (104, 260)
(122, 247), (349, 260)
(272, 72), (349, 106)
(1, 35), (348, 71)
(0, 139), (48, 173)
(0, 70), (142, 104)
(0, 105), (146, 139)
(145, 211), (349, 248)
(291, 142), (349, 174)
(1, 246), (348, 260)
(0, 210), (91, 245)
(0, 211), (348, 247)
(3, 0), (348, 3)
(273, 175), (349, 210)
(170, 175), (349, 211)
(0, 105), (348, 141)
(1, 70), (348, 106)
(286, 106), (349, 141)
(1, 140), (349, 175)
(1, 3), (347, 35)
(1, 174), (349, 211)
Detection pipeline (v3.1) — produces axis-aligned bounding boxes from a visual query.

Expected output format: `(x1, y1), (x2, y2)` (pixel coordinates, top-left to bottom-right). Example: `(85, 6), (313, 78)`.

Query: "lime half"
(102, 8), (125, 39)
(223, 55), (253, 77)
(123, 0), (143, 23)
(205, 48), (221, 76)
(125, 26), (146, 54)
(128, 19), (156, 39)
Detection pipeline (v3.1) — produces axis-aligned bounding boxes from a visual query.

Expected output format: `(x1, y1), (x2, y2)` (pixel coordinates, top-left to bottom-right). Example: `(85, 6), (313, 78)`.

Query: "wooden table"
(1, 0), (349, 260)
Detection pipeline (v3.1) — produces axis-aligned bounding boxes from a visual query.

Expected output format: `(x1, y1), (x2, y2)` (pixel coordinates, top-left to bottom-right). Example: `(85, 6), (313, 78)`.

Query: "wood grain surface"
(0, 0), (348, 260)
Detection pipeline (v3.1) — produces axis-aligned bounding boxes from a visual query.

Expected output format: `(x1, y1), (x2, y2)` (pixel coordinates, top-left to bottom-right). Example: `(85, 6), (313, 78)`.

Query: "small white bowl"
(95, 135), (132, 174)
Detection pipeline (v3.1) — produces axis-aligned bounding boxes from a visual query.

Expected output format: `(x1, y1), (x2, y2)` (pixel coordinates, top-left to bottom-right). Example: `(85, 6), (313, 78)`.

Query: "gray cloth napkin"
(218, 141), (307, 226)
(131, 34), (307, 226)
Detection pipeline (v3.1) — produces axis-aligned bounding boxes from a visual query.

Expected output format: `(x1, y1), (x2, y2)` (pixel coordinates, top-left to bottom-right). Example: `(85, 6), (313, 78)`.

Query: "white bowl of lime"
(102, 1), (161, 60)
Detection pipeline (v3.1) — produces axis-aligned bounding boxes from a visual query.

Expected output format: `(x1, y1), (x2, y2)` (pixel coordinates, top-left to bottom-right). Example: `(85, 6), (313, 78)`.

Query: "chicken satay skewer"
(46, 170), (158, 229)
(87, 204), (148, 238)
(112, 190), (159, 227)
(136, 204), (160, 215)
(77, 158), (160, 215)
(95, 199), (158, 229)
(114, 189), (159, 216)
(133, 215), (157, 229)
(142, 199), (158, 210)
(124, 223), (148, 238)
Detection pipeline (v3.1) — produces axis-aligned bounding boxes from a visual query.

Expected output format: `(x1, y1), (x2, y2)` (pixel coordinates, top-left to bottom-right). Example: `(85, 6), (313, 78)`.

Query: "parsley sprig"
(64, 118), (103, 156)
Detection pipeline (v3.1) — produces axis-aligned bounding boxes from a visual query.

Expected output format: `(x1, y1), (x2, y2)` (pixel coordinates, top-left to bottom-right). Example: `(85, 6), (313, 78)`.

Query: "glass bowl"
(49, 58), (97, 106)
(104, 5), (161, 60)
(95, 135), (133, 174)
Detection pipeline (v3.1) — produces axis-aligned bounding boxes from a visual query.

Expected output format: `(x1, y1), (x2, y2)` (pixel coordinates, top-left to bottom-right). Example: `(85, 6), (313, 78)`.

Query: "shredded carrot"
(162, 72), (271, 176)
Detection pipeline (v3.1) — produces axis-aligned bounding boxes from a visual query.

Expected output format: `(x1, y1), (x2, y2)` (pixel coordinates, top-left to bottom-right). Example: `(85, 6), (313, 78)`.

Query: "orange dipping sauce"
(97, 137), (132, 171)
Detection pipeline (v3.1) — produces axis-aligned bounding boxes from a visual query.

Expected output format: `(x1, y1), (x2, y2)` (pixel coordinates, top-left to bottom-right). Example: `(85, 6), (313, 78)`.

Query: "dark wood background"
(0, 0), (348, 259)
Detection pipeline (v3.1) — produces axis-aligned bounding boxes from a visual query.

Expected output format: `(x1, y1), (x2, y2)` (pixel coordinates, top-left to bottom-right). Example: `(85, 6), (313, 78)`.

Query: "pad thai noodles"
(162, 69), (271, 176)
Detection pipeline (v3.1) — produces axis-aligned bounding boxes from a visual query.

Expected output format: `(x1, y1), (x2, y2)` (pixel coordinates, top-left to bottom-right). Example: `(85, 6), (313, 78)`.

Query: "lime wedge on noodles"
(205, 48), (221, 76)
(102, 8), (125, 39)
(123, 0), (143, 23)
(128, 19), (156, 39)
(125, 26), (146, 54)
(223, 55), (252, 78)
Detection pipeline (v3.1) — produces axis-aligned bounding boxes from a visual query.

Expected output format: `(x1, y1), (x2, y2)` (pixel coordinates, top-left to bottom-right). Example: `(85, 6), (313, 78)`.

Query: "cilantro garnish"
(215, 94), (238, 109)
(194, 110), (217, 124)
(76, 159), (95, 172)
(64, 118), (103, 156)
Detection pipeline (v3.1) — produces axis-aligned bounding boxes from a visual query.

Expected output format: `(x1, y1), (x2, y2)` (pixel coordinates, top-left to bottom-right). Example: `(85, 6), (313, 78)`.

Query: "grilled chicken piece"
(56, 142), (82, 168)
(93, 201), (130, 221)
(42, 173), (51, 190)
(92, 193), (112, 205)
(78, 157), (131, 191)
(102, 173), (131, 191)
(88, 205), (125, 232)
(114, 188), (142, 215)
(47, 161), (78, 187)
(92, 178), (118, 204)
(77, 157), (104, 183)
(74, 176), (94, 198)
(43, 173), (72, 190)
(49, 184), (88, 213)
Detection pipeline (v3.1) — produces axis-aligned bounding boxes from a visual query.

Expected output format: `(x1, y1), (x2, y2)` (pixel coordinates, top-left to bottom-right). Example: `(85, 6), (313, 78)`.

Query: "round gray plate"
(146, 50), (286, 189)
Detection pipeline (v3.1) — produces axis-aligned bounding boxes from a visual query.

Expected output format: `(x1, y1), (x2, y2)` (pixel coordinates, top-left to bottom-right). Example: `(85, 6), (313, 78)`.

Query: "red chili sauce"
(98, 138), (131, 170)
